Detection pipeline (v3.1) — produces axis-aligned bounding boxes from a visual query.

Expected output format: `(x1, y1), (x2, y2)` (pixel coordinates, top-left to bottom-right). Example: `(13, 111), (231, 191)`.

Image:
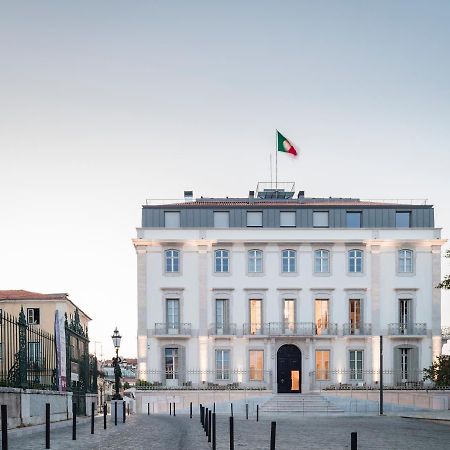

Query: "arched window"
(281, 249), (296, 273)
(399, 249), (413, 273)
(165, 249), (180, 273)
(248, 249), (263, 273)
(214, 249), (230, 273)
(348, 249), (363, 273)
(314, 249), (330, 273)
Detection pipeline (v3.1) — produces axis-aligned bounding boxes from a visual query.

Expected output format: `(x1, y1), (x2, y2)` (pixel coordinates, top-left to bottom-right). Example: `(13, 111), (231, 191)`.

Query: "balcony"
(266, 322), (315, 336)
(388, 323), (427, 336)
(208, 323), (237, 336)
(243, 323), (268, 336)
(343, 323), (372, 336)
(153, 323), (192, 338)
(314, 323), (338, 336)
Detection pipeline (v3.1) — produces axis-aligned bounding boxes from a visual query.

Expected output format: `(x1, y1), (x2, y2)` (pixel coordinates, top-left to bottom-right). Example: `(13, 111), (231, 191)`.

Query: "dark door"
(277, 344), (301, 393)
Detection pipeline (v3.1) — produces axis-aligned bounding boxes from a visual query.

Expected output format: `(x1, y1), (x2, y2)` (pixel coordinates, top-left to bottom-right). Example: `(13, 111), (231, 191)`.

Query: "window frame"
(164, 249), (180, 273)
(214, 249), (230, 273)
(249, 349), (264, 382)
(213, 211), (230, 228)
(398, 249), (414, 274)
(164, 211), (181, 228)
(281, 249), (297, 274)
(246, 211), (263, 227)
(315, 349), (330, 381)
(27, 308), (40, 325)
(314, 249), (330, 274)
(395, 211), (411, 228)
(346, 211), (362, 228)
(248, 249), (263, 274)
(280, 211), (296, 227)
(215, 349), (231, 381)
(348, 249), (364, 274)
(313, 211), (329, 228)
(349, 350), (364, 381)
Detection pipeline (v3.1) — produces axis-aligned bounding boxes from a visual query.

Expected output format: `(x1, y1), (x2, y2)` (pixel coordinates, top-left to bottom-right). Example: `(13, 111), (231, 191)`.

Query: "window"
(166, 299), (180, 333)
(346, 212), (362, 228)
(215, 299), (229, 334)
(165, 348), (179, 379)
(249, 350), (264, 381)
(348, 249), (363, 273)
(249, 299), (262, 335)
(399, 299), (411, 334)
(396, 211), (411, 228)
(399, 249), (413, 273)
(247, 211), (263, 227)
(164, 211), (180, 228)
(400, 348), (409, 382)
(314, 249), (330, 273)
(214, 249), (230, 273)
(28, 342), (41, 365)
(214, 211), (229, 228)
(165, 249), (180, 273)
(315, 299), (329, 335)
(283, 299), (295, 333)
(280, 211), (296, 227)
(281, 249), (296, 273)
(27, 308), (40, 325)
(248, 249), (263, 273)
(315, 350), (330, 380)
(349, 299), (361, 334)
(349, 350), (363, 380)
(215, 349), (230, 380)
(313, 211), (329, 228)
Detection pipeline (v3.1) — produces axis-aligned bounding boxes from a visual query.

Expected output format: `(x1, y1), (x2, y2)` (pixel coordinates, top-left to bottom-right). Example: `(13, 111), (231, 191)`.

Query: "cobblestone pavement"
(4, 413), (450, 449)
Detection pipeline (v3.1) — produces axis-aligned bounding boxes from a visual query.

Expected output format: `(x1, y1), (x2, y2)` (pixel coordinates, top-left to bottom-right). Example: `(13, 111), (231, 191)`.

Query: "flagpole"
(275, 130), (278, 193)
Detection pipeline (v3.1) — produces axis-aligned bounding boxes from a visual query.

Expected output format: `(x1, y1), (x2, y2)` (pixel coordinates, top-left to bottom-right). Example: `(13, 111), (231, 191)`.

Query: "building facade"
(134, 185), (445, 393)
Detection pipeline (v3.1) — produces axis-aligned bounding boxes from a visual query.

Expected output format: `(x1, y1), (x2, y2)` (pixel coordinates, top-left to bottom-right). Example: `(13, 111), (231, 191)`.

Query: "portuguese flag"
(277, 130), (298, 156)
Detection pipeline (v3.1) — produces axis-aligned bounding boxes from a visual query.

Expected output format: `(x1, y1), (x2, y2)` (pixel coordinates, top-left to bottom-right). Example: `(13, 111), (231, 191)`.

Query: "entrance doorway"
(277, 344), (301, 393)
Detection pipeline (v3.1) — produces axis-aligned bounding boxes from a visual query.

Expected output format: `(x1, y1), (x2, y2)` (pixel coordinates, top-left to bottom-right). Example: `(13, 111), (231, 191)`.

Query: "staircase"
(260, 393), (344, 415)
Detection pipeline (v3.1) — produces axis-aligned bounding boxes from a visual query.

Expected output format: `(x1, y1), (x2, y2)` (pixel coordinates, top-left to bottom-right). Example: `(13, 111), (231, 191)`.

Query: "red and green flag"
(277, 130), (298, 156)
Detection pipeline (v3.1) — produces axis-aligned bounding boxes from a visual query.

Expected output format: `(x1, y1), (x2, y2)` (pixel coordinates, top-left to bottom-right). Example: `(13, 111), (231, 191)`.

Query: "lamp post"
(111, 327), (122, 400)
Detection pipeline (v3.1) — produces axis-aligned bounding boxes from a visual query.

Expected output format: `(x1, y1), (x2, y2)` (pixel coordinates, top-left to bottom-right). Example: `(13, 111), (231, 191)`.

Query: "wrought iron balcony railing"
(388, 323), (427, 336)
(208, 323), (237, 336)
(266, 322), (315, 336)
(242, 323), (267, 336)
(154, 323), (192, 336)
(343, 323), (372, 336)
(315, 323), (338, 336)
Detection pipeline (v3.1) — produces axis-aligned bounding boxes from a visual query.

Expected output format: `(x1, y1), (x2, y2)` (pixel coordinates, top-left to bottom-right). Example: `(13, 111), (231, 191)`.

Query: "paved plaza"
(4, 413), (450, 449)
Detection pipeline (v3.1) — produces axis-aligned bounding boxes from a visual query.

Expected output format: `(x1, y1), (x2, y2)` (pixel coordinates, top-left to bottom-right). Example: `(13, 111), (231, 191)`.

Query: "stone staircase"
(260, 393), (345, 415)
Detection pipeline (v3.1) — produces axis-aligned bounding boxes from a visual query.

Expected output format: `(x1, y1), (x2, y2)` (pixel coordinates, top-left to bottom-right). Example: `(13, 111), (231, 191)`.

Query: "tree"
(423, 355), (450, 387)
(123, 381), (130, 390)
(437, 250), (450, 289)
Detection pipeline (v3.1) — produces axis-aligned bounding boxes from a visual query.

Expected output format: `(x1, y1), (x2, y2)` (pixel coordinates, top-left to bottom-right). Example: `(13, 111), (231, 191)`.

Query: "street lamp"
(111, 327), (122, 400)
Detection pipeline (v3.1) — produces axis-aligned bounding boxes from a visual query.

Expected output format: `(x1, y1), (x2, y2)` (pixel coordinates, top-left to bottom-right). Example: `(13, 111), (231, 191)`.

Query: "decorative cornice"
(277, 288), (302, 291)
(160, 287), (185, 291)
(211, 288), (235, 291)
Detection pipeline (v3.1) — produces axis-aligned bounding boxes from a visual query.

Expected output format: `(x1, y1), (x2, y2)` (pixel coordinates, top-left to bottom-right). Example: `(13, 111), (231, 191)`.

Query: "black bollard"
(114, 402), (117, 426)
(214, 402), (216, 413)
(91, 402), (95, 434)
(270, 421), (276, 450)
(246, 403), (248, 420)
(173, 402), (176, 417)
(2, 404), (7, 450)
(231, 402), (233, 417)
(127, 403), (130, 416)
(257, 404), (259, 421)
(351, 432), (357, 450)
(103, 403), (107, 429)
(72, 403), (76, 441)
(123, 402), (126, 423)
(190, 402), (192, 419)
(212, 412), (216, 450)
(229, 416), (234, 450)
(205, 408), (209, 435)
(200, 404), (203, 425)
(148, 403), (150, 415)
(169, 402), (172, 416)
(208, 410), (212, 442)
(45, 403), (50, 449)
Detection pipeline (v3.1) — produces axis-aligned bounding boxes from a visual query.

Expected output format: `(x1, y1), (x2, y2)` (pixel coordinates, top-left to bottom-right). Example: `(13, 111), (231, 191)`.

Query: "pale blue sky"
(1, 1), (449, 357)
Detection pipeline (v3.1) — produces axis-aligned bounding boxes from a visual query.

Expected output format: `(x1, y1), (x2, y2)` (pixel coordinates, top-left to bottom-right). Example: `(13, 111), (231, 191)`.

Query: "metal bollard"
(200, 404), (203, 425)
(212, 412), (216, 450)
(91, 402), (95, 434)
(270, 421), (276, 450)
(2, 404), (8, 450)
(45, 403), (50, 449)
(351, 432), (357, 450)
(257, 404), (259, 422)
(214, 402), (216, 413)
(127, 403), (130, 416)
(231, 402), (233, 417)
(190, 402), (192, 419)
(123, 402), (126, 423)
(208, 410), (212, 442)
(72, 403), (76, 440)
(205, 407), (209, 435)
(148, 403), (150, 415)
(173, 402), (176, 417)
(169, 402), (172, 416)
(103, 403), (107, 429)
(114, 401), (117, 426)
(246, 403), (248, 420)
(229, 416), (234, 450)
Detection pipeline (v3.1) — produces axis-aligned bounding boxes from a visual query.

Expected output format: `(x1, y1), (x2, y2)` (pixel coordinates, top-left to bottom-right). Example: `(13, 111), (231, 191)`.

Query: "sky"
(0, 1), (449, 358)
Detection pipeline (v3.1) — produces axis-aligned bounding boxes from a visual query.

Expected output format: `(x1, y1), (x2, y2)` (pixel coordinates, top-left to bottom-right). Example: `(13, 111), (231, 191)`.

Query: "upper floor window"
(396, 211), (411, 228)
(164, 211), (180, 228)
(346, 212), (362, 228)
(348, 249), (363, 273)
(281, 249), (296, 273)
(314, 249), (330, 273)
(165, 249), (180, 273)
(215, 249), (230, 273)
(27, 308), (40, 325)
(247, 211), (263, 227)
(399, 249), (413, 273)
(313, 211), (329, 228)
(280, 211), (296, 227)
(248, 249), (263, 273)
(214, 211), (230, 228)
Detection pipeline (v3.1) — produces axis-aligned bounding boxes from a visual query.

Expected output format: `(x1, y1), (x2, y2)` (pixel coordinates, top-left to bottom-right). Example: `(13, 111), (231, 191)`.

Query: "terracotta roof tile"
(0, 290), (67, 300)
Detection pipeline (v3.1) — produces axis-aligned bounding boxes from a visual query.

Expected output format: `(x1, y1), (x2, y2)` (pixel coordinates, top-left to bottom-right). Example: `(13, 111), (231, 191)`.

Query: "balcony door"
(249, 299), (262, 335)
(315, 299), (329, 335)
(349, 299), (361, 334)
(277, 344), (301, 393)
(283, 299), (295, 334)
(399, 299), (411, 334)
(166, 299), (180, 334)
(215, 299), (229, 334)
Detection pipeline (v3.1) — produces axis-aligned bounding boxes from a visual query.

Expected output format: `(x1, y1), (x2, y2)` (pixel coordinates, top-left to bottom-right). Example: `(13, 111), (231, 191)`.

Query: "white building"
(134, 184), (445, 393)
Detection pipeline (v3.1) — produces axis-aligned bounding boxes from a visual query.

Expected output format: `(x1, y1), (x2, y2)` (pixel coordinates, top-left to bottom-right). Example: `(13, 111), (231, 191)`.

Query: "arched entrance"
(277, 344), (301, 393)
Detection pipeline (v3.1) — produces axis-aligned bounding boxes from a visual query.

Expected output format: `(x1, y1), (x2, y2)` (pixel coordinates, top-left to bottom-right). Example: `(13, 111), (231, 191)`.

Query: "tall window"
(215, 349), (230, 380)
(399, 299), (411, 334)
(399, 249), (413, 273)
(349, 350), (363, 380)
(248, 249), (263, 273)
(349, 299), (361, 334)
(164, 211), (180, 228)
(165, 249), (180, 273)
(346, 212), (362, 228)
(165, 348), (179, 379)
(215, 299), (229, 334)
(249, 299), (262, 335)
(214, 211), (230, 228)
(215, 249), (230, 273)
(280, 211), (296, 227)
(314, 249), (330, 273)
(27, 308), (40, 325)
(315, 299), (329, 334)
(281, 249), (296, 273)
(315, 350), (330, 380)
(396, 211), (411, 228)
(283, 299), (295, 333)
(28, 342), (41, 365)
(249, 350), (264, 381)
(400, 348), (409, 382)
(348, 249), (363, 273)
(247, 211), (263, 227)
(313, 211), (329, 228)
(166, 299), (180, 333)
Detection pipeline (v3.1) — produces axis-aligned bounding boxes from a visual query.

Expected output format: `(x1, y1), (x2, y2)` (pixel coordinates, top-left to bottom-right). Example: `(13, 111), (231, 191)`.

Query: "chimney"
(297, 190), (305, 199)
(184, 190), (193, 202)
(249, 190), (255, 199)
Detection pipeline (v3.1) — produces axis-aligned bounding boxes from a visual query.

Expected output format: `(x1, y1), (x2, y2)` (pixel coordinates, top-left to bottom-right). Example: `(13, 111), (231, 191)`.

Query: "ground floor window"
(165, 347), (179, 380)
(349, 350), (363, 380)
(249, 350), (264, 381)
(315, 350), (330, 380)
(401, 348), (409, 382)
(215, 349), (230, 380)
